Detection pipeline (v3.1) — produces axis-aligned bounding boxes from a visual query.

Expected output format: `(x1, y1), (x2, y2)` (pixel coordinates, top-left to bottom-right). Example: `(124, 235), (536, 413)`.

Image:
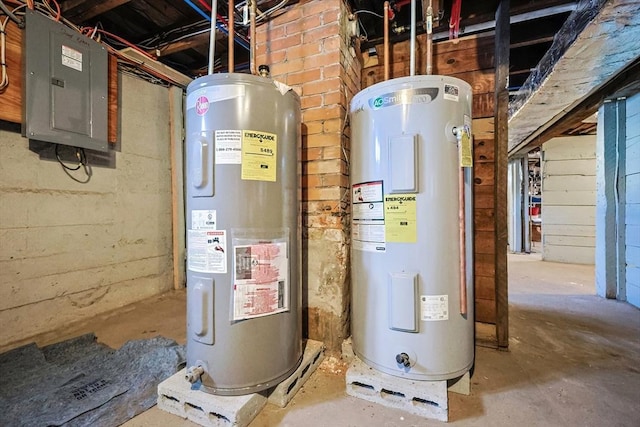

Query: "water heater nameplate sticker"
(187, 230), (227, 274)
(233, 242), (289, 321)
(444, 84), (459, 102)
(421, 295), (449, 321)
(352, 181), (386, 253)
(384, 194), (417, 243)
(241, 130), (277, 181)
(191, 210), (217, 230)
(215, 130), (242, 164)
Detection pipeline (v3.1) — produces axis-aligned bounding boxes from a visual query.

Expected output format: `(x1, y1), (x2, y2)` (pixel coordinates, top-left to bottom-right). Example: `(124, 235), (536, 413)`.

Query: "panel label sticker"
(421, 295), (449, 321)
(61, 45), (82, 72)
(187, 230), (227, 274)
(352, 181), (385, 253)
(384, 194), (417, 243)
(241, 130), (277, 182)
(444, 84), (459, 102)
(191, 210), (217, 230)
(215, 130), (242, 164)
(233, 242), (289, 320)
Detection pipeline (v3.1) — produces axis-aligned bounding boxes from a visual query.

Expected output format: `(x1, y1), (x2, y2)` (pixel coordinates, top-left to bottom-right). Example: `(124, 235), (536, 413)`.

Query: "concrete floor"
(28, 254), (640, 426)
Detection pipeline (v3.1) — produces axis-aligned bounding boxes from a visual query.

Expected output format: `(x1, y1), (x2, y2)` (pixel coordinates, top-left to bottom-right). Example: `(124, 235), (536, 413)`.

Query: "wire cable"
(55, 144), (92, 183)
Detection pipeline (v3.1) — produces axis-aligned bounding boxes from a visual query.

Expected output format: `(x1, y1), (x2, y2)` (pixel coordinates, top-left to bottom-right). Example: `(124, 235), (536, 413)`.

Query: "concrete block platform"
(346, 356), (470, 422)
(268, 339), (326, 407)
(157, 369), (267, 427)
(157, 340), (325, 427)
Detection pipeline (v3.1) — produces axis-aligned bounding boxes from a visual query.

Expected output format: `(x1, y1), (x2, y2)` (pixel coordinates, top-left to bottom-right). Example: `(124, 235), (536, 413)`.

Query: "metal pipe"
(228, 0), (234, 72)
(458, 166), (467, 315)
(208, 0), (218, 74)
(250, 0), (257, 75)
(426, 0), (433, 75)
(409, 0), (416, 76)
(383, 1), (390, 81)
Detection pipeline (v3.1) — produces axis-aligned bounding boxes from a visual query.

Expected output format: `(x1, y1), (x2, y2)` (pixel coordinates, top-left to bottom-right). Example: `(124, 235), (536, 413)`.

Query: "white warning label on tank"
(233, 242), (288, 320)
(421, 295), (449, 321)
(215, 130), (242, 164)
(352, 181), (386, 252)
(187, 230), (227, 274)
(191, 210), (217, 229)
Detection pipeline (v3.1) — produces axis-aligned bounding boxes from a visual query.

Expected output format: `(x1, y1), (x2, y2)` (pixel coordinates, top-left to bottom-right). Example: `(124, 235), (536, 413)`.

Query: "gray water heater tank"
(350, 75), (475, 381)
(184, 73), (302, 395)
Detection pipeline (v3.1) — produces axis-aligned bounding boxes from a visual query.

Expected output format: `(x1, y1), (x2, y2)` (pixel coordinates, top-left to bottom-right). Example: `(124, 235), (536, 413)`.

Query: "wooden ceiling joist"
(508, 0), (640, 156)
(62, 0), (131, 22)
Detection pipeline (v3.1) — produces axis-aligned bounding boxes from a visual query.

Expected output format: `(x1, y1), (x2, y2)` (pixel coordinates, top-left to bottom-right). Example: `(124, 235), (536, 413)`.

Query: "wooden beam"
(169, 87), (186, 290)
(153, 32), (211, 57)
(494, 0), (510, 350)
(108, 55), (118, 144)
(510, 58), (640, 156)
(63, 0), (131, 22)
(0, 19), (22, 124)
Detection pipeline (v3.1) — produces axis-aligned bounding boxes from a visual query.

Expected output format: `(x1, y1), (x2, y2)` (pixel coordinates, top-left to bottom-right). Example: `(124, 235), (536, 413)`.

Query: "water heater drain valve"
(395, 352), (411, 368)
(185, 365), (205, 383)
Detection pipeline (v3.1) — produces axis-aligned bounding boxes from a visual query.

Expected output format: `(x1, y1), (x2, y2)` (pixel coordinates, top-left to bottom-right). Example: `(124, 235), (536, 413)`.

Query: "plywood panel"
(475, 275), (496, 300)
(475, 298), (496, 324)
(0, 20), (22, 123)
(474, 184), (495, 209)
(475, 208), (495, 231)
(474, 138), (495, 163)
(473, 118), (494, 140)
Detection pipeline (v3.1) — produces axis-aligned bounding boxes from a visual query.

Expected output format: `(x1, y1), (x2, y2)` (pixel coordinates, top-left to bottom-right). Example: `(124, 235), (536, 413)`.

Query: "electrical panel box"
(22, 10), (109, 152)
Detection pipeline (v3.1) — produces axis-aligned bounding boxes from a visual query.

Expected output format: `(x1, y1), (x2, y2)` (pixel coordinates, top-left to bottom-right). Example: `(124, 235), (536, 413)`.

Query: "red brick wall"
(256, 0), (361, 352)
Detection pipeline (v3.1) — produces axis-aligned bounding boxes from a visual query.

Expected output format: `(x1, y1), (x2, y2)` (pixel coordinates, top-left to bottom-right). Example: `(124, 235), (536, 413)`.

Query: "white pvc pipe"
(208, 0), (218, 74)
(410, 0), (416, 76)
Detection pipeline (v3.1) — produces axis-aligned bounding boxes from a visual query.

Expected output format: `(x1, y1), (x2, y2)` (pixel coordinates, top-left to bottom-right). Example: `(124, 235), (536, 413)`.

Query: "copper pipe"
(458, 166), (467, 315)
(208, 0), (218, 74)
(228, 0), (234, 72)
(426, 0), (433, 75)
(249, 0), (257, 75)
(409, 0), (416, 76)
(383, 1), (390, 81)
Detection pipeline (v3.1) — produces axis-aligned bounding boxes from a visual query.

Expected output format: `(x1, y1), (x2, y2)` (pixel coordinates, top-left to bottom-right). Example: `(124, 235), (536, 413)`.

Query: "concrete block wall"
(256, 0), (361, 351)
(0, 74), (175, 350)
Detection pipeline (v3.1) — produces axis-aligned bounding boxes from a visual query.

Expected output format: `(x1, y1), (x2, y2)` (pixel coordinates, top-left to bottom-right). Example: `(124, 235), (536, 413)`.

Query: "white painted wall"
(624, 93), (640, 308)
(0, 74), (175, 349)
(541, 135), (596, 264)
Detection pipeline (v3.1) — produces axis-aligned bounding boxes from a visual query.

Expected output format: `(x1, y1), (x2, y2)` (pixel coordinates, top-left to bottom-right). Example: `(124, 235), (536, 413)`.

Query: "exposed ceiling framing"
(508, 0), (640, 155)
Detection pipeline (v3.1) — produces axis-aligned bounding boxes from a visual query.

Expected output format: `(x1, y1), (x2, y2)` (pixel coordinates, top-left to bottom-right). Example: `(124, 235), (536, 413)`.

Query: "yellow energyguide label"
(241, 130), (277, 182)
(384, 194), (417, 243)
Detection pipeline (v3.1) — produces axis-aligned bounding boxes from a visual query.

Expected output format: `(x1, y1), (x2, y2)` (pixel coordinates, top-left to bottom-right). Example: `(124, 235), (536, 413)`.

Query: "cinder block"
(447, 371), (471, 396)
(345, 357), (449, 422)
(157, 369), (267, 427)
(268, 339), (326, 408)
